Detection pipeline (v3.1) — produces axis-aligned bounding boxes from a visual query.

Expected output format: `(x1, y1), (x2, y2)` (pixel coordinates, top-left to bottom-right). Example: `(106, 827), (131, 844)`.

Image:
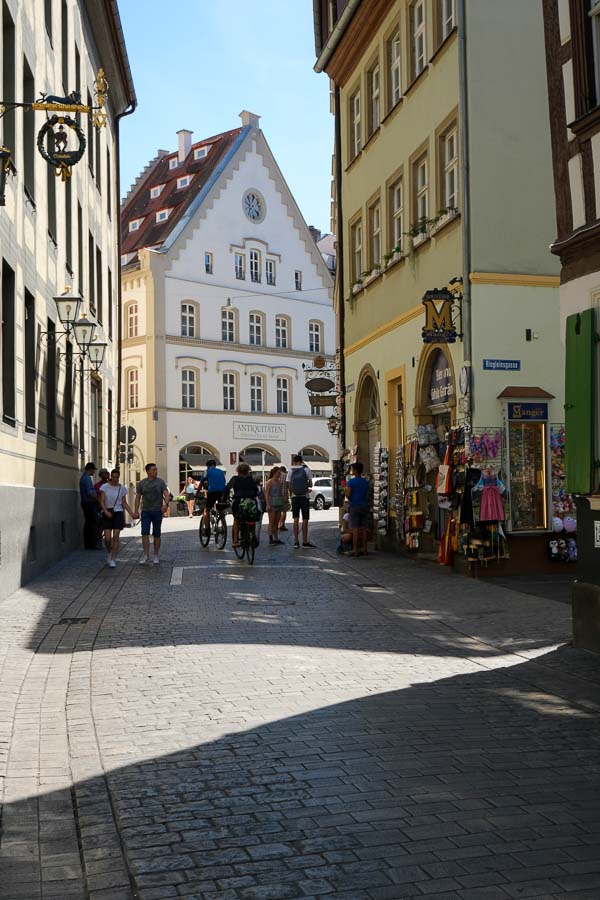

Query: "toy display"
(548, 425), (577, 561)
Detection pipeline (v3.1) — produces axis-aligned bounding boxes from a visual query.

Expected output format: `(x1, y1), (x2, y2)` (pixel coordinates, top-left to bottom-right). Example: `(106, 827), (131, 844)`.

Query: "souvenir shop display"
(372, 442), (389, 536)
(548, 425), (577, 561)
(395, 446), (405, 540)
(507, 420), (546, 531)
(473, 465), (506, 522)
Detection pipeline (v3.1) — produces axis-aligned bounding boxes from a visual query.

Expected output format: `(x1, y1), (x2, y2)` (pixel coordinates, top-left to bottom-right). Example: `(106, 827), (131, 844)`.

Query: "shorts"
(291, 496), (310, 520)
(141, 509), (163, 537)
(349, 505), (370, 530)
(206, 491), (222, 510)
(102, 511), (124, 531)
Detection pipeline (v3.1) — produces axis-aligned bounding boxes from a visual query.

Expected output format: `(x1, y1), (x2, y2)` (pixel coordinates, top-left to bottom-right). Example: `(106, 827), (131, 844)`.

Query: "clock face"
(243, 190), (265, 223)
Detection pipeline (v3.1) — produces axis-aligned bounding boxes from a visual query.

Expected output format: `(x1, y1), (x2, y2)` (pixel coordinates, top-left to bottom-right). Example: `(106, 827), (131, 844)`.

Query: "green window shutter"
(565, 308), (596, 493)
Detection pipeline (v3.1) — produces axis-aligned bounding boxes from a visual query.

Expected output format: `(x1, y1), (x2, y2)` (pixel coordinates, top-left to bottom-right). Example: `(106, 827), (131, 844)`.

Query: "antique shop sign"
(233, 421), (286, 441)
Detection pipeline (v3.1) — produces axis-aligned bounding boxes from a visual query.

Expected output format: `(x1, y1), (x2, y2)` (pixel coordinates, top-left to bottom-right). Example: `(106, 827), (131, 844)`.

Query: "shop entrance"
(354, 368), (380, 472)
(240, 445), (281, 483)
(179, 443), (221, 490)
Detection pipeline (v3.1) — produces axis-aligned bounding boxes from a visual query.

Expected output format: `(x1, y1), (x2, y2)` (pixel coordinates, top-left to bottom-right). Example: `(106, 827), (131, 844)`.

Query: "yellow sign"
(421, 288), (457, 344)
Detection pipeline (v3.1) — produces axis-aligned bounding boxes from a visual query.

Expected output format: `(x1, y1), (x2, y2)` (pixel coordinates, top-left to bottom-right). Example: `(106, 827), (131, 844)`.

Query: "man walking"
(79, 462), (98, 550)
(286, 453), (315, 549)
(345, 461), (371, 556)
(134, 463), (170, 565)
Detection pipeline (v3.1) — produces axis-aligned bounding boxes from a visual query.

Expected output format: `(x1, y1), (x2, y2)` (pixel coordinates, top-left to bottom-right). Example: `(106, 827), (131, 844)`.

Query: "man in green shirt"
(134, 462), (170, 565)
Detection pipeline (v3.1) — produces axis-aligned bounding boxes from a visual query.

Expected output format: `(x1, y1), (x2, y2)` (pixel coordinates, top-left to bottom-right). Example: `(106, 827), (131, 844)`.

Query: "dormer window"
(129, 218), (143, 233)
(150, 185), (164, 199)
(156, 208), (172, 223)
(194, 146), (210, 160)
(169, 157), (178, 170)
(177, 175), (191, 189)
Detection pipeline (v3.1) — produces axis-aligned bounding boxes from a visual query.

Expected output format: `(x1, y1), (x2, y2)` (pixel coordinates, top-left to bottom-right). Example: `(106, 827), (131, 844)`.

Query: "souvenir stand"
(371, 442), (389, 537)
(548, 424), (577, 563)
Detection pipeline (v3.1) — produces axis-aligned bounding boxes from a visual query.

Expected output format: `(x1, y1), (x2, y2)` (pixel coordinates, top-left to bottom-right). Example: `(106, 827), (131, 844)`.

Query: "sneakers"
(293, 542), (300, 549)
(109, 560), (116, 568)
(139, 556), (149, 566)
(153, 557), (160, 565)
(106, 552), (112, 564)
(302, 542), (316, 549)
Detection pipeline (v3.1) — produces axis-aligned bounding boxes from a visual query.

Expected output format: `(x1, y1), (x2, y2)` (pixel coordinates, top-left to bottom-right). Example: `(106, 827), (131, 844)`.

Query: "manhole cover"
(58, 617), (90, 625)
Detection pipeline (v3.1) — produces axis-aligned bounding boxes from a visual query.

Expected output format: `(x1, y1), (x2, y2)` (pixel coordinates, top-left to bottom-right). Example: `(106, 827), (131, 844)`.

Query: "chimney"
(308, 226), (322, 244)
(239, 110), (261, 129)
(177, 129), (192, 162)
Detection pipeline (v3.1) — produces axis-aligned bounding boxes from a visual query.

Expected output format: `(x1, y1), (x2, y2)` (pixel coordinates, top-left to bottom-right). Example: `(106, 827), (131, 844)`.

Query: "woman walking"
(185, 476), (196, 518)
(99, 469), (135, 567)
(224, 462), (259, 549)
(265, 467), (285, 545)
(278, 466), (290, 532)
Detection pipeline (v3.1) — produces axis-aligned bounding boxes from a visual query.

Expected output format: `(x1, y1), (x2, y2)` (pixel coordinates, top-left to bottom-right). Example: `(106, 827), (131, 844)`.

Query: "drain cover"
(58, 617), (90, 625)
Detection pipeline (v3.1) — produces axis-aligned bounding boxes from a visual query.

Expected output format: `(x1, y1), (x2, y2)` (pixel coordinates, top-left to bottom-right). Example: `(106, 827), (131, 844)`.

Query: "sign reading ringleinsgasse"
(233, 421), (287, 441)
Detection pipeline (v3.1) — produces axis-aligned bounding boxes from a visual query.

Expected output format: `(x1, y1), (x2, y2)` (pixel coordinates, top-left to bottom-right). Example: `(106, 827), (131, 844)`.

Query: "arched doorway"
(300, 446), (330, 476)
(240, 445), (281, 483)
(179, 442), (221, 490)
(354, 367), (380, 471)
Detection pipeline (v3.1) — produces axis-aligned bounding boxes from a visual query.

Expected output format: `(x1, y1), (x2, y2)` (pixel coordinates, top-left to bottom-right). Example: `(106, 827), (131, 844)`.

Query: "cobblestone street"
(1, 512), (600, 900)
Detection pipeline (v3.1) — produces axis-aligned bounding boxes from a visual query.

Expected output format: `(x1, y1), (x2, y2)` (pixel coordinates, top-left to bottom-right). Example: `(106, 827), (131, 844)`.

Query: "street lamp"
(54, 290), (82, 334)
(87, 340), (107, 371)
(73, 312), (96, 353)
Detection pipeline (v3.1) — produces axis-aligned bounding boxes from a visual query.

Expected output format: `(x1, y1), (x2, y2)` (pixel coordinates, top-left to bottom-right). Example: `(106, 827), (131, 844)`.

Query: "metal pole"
(458, 0), (473, 419)
(79, 355), (85, 458)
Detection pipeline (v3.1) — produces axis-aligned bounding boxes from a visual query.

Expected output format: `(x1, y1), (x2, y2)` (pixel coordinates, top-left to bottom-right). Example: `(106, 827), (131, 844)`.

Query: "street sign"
(309, 394), (338, 408)
(119, 425), (137, 444)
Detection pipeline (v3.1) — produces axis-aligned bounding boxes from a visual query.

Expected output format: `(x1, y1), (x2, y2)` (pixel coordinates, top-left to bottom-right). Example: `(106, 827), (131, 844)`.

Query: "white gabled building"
(120, 112), (336, 492)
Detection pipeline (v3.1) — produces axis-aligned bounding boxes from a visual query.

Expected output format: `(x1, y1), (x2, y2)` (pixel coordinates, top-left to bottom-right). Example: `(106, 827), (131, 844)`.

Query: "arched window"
(181, 368), (197, 409)
(275, 315), (289, 349)
(181, 302), (196, 337)
(250, 373), (264, 413)
(223, 372), (237, 411)
(276, 376), (290, 414)
(127, 302), (138, 338)
(309, 320), (322, 353)
(222, 307), (236, 342)
(127, 369), (139, 409)
(249, 311), (264, 346)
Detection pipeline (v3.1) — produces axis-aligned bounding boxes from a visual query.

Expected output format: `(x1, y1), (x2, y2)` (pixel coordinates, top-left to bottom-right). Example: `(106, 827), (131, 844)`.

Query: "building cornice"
(470, 272), (560, 288)
(165, 333), (334, 362)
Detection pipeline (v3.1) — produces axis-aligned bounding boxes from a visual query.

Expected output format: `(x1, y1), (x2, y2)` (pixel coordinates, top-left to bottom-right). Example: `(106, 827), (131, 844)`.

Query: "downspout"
(458, 0), (473, 418)
(334, 85), (346, 448)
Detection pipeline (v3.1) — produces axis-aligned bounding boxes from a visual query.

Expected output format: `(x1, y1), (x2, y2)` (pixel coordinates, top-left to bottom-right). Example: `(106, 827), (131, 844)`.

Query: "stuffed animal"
(563, 516), (577, 534)
(557, 539), (568, 561)
(552, 516), (564, 533)
(548, 539), (559, 560)
(566, 538), (578, 562)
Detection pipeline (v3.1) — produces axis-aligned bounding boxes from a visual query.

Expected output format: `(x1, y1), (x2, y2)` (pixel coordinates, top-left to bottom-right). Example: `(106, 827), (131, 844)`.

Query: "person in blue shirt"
(344, 461), (371, 557)
(79, 461), (99, 550)
(200, 459), (227, 530)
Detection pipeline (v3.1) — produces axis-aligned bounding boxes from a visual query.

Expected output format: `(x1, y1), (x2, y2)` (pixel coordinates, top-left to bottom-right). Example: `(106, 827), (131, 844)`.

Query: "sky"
(118, 0), (333, 234)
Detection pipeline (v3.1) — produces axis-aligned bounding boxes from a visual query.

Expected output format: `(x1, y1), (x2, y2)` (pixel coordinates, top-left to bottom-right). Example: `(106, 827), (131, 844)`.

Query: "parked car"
(310, 477), (333, 510)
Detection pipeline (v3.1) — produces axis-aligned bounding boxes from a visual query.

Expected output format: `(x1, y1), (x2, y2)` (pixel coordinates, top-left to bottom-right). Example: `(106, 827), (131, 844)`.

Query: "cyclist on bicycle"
(224, 462), (258, 549)
(200, 460), (227, 531)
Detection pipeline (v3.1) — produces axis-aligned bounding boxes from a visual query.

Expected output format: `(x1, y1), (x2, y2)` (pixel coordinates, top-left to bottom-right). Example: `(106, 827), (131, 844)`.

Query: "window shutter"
(565, 308), (596, 493)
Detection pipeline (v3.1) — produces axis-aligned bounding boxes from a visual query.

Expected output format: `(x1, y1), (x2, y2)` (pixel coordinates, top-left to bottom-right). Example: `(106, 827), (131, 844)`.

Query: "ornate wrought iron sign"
(421, 278), (463, 344)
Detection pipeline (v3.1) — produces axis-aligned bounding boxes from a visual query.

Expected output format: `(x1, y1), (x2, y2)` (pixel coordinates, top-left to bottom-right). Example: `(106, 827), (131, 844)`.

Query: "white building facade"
(0, 0), (135, 599)
(121, 112), (336, 492)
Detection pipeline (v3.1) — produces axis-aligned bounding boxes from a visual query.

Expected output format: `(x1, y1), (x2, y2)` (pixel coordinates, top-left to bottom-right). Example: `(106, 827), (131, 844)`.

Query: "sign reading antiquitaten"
(232, 421), (287, 441)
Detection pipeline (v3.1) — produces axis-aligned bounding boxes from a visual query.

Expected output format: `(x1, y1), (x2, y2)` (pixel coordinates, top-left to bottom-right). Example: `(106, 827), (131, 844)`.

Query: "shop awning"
(497, 387), (555, 399)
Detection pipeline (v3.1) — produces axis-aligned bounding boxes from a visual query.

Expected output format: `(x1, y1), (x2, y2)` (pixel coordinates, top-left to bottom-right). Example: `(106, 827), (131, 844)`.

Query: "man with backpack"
(286, 454), (315, 549)
(200, 459), (227, 531)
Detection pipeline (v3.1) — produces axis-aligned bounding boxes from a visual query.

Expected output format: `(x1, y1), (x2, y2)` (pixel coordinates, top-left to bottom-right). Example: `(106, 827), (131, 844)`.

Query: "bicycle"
(233, 500), (259, 565)
(199, 501), (228, 550)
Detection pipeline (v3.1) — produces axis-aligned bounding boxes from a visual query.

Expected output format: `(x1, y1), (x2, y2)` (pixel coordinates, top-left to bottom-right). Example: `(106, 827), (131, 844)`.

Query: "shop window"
(507, 414), (548, 532)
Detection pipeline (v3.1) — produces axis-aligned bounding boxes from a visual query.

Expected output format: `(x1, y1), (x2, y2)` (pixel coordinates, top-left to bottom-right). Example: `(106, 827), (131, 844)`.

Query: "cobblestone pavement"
(1, 511), (600, 900)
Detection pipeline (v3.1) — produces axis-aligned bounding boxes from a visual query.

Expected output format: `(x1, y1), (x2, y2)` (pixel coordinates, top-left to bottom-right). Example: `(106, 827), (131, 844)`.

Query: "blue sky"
(118, 1), (333, 234)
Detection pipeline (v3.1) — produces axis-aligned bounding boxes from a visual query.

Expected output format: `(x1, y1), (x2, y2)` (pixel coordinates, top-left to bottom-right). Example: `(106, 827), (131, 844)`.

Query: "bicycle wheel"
(233, 522), (245, 559)
(214, 513), (227, 550)
(246, 524), (255, 565)
(199, 516), (211, 548)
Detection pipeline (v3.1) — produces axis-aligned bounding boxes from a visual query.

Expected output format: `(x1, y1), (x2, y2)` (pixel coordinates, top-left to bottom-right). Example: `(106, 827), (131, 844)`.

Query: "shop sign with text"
(507, 402), (548, 421)
(422, 288), (457, 344)
(429, 351), (454, 404)
(483, 359), (521, 371)
(233, 421), (286, 441)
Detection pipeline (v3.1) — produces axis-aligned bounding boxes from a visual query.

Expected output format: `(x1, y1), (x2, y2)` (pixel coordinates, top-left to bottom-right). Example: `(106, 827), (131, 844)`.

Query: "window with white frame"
(350, 90), (361, 157)
(414, 154), (429, 230)
(250, 249), (261, 283)
(194, 146), (209, 160)
(128, 369), (139, 409)
(205, 252), (213, 274)
(369, 202), (381, 267)
(177, 175), (191, 189)
(276, 376), (290, 414)
(250, 374), (264, 413)
(169, 157), (178, 169)
(309, 321), (322, 353)
(295, 270), (302, 291)
(234, 252), (245, 280)
(441, 126), (458, 210)
(368, 63), (380, 135)
(181, 302), (196, 337)
(222, 308), (235, 342)
(439, 0), (455, 42)
(266, 258), (276, 285)
(275, 316), (288, 349)
(411, 0), (426, 80)
(127, 302), (138, 338)
(156, 208), (171, 223)
(390, 178), (403, 251)
(223, 372), (236, 411)
(129, 218), (143, 232)
(181, 368), (197, 409)
(150, 185), (164, 199)
(249, 312), (263, 346)
(388, 29), (401, 108)
(351, 220), (363, 281)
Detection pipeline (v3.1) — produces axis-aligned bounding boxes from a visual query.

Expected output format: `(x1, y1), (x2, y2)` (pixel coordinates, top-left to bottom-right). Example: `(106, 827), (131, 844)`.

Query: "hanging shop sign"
(305, 375), (335, 392)
(429, 351), (454, 404)
(422, 288), (458, 344)
(483, 359), (521, 372)
(309, 394), (339, 408)
(507, 402), (548, 421)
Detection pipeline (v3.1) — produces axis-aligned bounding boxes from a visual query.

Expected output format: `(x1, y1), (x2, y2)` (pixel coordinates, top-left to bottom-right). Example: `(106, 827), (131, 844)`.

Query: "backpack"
(290, 466), (309, 496)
